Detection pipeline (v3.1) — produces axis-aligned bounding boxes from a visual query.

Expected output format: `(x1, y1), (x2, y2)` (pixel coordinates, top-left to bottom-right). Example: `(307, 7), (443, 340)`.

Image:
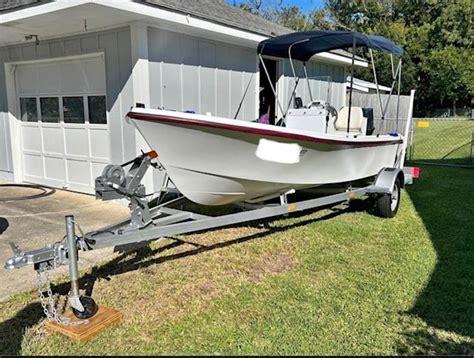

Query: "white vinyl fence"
(351, 92), (412, 134)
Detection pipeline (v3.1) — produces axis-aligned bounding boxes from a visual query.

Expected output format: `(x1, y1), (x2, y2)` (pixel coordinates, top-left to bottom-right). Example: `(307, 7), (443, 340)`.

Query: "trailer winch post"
(65, 215), (84, 313)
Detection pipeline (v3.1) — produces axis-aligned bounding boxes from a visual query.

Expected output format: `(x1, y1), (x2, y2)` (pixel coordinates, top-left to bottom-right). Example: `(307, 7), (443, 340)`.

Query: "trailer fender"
(367, 167), (404, 195)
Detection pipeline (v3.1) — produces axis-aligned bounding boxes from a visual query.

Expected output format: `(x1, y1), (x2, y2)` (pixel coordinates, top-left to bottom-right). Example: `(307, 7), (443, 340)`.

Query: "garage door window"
(40, 97), (60, 123)
(63, 97), (85, 124)
(88, 96), (107, 124)
(19, 97), (38, 122)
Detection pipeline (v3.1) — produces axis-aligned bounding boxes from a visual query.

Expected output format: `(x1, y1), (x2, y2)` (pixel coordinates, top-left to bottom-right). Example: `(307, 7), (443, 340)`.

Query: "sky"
(228, 0), (324, 13)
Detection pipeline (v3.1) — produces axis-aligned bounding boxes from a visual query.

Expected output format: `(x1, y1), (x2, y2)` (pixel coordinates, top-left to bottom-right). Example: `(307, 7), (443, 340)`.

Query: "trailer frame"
(4, 151), (416, 321)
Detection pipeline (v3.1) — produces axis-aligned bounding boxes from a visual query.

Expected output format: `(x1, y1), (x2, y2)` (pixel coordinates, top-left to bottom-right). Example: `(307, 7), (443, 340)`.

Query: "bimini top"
(257, 31), (404, 62)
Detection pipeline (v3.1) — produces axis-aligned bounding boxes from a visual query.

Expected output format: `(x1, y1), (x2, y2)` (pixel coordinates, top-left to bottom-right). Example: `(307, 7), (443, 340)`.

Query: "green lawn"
(0, 165), (473, 355)
(411, 119), (473, 165)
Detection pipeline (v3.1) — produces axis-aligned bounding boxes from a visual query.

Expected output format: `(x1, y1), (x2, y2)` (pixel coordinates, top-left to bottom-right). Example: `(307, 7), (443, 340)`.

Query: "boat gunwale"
(127, 111), (403, 147)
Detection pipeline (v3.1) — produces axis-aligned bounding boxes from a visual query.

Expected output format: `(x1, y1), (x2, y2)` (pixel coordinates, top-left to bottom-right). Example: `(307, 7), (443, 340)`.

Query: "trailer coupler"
(5, 241), (67, 271)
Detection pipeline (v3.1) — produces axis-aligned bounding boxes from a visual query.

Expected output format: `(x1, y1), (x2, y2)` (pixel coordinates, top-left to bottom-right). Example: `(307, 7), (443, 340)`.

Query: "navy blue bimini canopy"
(257, 31), (403, 62)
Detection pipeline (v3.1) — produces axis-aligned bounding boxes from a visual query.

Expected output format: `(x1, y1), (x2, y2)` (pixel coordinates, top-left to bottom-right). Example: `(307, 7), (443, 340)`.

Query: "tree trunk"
(453, 99), (457, 117)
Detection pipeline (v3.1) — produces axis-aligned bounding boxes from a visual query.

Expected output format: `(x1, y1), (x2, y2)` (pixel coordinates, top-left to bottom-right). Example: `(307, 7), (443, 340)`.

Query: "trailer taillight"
(412, 167), (420, 178)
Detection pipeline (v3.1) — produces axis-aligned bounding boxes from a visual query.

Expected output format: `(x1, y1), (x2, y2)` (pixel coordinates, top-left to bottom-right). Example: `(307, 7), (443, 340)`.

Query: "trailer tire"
(376, 178), (401, 218)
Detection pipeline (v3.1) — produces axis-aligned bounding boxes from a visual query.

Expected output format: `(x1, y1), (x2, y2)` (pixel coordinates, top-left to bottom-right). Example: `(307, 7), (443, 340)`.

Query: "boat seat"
(334, 106), (367, 134)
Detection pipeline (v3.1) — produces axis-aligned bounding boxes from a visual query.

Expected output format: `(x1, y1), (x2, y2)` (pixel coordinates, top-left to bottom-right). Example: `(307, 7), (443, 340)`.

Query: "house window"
(40, 97), (60, 123)
(63, 97), (85, 124)
(19, 97), (38, 122)
(88, 96), (107, 124)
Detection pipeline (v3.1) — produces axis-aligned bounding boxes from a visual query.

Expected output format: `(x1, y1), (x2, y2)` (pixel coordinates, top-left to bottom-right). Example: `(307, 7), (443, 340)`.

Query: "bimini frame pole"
(396, 58), (402, 132)
(285, 39), (310, 117)
(347, 35), (356, 134)
(258, 53), (285, 119)
(233, 72), (255, 119)
(369, 49), (384, 122)
(381, 59), (402, 120)
(303, 63), (314, 103)
(370, 50), (403, 133)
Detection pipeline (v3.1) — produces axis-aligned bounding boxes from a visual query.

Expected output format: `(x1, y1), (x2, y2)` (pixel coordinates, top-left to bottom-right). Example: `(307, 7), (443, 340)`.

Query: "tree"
(306, 8), (335, 30)
(325, 0), (401, 31)
(236, 0), (474, 115)
(319, 0), (473, 115)
(238, 0), (334, 31)
(276, 6), (310, 30)
(423, 47), (473, 115)
(237, 0), (282, 22)
(237, 0), (264, 14)
(431, 1), (474, 48)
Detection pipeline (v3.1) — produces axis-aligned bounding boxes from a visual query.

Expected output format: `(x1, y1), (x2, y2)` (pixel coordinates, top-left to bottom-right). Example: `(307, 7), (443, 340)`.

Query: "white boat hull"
(128, 109), (403, 206)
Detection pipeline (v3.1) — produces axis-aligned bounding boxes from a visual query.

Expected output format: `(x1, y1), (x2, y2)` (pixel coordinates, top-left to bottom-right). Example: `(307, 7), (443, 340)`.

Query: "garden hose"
(0, 183), (56, 202)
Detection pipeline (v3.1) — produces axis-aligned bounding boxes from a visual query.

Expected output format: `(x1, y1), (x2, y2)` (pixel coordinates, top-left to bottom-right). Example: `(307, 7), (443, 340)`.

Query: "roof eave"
(0, 0), (367, 67)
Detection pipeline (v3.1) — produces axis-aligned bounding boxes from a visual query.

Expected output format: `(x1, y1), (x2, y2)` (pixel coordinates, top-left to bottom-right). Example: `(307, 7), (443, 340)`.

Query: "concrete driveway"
(0, 183), (130, 301)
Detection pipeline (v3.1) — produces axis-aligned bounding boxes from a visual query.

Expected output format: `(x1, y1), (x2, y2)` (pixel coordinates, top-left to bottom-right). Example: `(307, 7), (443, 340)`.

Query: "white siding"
(148, 27), (258, 121)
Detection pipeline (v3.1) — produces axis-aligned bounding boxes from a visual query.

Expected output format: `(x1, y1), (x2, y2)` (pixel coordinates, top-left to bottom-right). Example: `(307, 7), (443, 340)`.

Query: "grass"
(411, 120), (473, 164)
(0, 165), (473, 355)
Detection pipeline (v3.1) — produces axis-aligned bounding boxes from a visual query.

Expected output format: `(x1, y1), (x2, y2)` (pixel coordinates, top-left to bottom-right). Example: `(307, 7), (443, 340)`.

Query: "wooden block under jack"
(46, 306), (123, 342)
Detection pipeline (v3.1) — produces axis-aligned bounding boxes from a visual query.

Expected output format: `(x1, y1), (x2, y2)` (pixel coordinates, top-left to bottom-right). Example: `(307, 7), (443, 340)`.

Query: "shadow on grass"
(0, 302), (45, 355)
(401, 165), (473, 349)
(398, 328), (474, 355)
(83, 200), (368, 296)
(0, 200), (366, 355)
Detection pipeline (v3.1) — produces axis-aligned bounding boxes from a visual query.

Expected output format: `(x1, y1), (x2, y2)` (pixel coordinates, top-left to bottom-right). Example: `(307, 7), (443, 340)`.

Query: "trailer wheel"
(72, 295), (98, 319)
(375, 178), (401, 218)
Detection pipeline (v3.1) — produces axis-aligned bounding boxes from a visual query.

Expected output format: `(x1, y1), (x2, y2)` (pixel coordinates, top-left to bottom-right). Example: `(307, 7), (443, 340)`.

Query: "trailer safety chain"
(36, 270), (89, 326)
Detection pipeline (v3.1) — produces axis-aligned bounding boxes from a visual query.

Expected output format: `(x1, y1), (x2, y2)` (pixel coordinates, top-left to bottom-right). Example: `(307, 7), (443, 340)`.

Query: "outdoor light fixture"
(24, 34), (39, 45)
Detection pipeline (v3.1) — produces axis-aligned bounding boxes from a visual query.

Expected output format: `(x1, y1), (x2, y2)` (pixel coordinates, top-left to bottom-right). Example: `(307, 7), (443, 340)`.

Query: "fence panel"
(408, 118), (474, 167)
(351, 92), (412, 120)
(352, 92), (412, 135)
(373, 118), (409, 134)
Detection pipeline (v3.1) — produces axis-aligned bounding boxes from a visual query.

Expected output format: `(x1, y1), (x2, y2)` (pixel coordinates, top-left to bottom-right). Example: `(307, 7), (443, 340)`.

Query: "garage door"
(15, 55), (109, 193)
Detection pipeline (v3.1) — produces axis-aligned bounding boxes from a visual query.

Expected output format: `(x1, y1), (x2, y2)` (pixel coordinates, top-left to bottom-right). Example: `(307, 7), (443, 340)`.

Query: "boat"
(127, 31), (407, 206)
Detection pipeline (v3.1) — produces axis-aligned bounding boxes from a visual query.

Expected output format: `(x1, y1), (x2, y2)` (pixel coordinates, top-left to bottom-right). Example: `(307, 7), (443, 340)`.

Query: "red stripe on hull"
(127, 111), (403, 147)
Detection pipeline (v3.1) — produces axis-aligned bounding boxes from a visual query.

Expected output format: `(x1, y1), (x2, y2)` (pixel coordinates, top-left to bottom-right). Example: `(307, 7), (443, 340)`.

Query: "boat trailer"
(4, 150), (418, 322)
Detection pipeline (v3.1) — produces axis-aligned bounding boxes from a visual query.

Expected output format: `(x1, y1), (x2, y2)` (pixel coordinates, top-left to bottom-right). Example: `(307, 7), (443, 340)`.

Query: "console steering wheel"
(327, 104), (338, 123)
(306, 100), (324, 109)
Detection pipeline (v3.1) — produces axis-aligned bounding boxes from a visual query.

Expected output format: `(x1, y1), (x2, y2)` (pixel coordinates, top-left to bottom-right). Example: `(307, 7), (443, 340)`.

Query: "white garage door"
(16, 55), (109, 193)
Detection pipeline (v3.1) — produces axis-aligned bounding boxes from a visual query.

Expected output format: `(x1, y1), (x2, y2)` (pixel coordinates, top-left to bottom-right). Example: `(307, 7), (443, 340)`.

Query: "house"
(0, 0), (367, 194)
(346, 76), (391, 94)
